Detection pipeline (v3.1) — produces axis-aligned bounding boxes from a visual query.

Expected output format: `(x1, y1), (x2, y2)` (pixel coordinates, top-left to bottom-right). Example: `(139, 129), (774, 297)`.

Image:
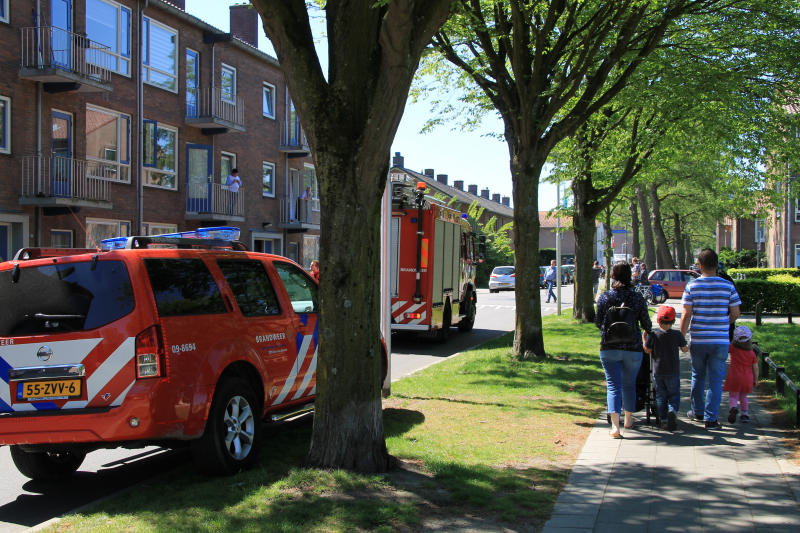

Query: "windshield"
(493, 267), (514, 276)
(0, 260), (135, 336)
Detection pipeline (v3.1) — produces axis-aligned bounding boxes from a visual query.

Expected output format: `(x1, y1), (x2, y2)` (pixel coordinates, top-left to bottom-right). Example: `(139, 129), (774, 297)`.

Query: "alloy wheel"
(223, 396), (255, 460)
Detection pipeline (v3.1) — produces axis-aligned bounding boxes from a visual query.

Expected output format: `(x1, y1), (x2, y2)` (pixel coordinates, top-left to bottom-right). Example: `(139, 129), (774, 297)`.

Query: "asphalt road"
(0, 284), (574, 532)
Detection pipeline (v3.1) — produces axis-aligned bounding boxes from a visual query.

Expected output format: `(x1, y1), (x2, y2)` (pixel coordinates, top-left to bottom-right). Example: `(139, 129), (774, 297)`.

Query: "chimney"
(492, 193), (501, 203)
(230, 3), (258, 48)
(454, 180), (464, 191)
(481, 188), (490, 199)
(392, 152), (404, 167)
(436, 174), (448, 185)
(165, 0), (185, 9)
(468, 184), (478, 195)
(423, 168), (434, 177)
(502, 196), (510, 207)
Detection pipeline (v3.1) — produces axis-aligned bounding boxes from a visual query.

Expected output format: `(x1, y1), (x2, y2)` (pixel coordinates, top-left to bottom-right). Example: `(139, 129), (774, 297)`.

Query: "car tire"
(489, 289), (497, 293)
(434, 305), (451, 343)
(9, 446), (85, 480)
(191, 377), (262, 476)
(458, 290), (476, 332)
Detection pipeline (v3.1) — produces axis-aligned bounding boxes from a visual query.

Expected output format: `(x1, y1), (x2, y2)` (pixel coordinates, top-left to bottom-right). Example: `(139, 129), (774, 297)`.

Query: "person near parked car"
(595, 263), (652, 438)
(643, 305), (689, 432)
(680, 249), (742, 429)
(592, 261), (603, 300)
(310, 260), (320, 282)
(544, 260), (558, 303)
(724, 325), (759, 424)
(639, 263), (649, 285)
(631, 257), (641, 283)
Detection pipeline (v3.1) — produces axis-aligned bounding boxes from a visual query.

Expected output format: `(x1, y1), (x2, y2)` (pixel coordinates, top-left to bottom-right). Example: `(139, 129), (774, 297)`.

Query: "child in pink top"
(724, 326), (759, 423)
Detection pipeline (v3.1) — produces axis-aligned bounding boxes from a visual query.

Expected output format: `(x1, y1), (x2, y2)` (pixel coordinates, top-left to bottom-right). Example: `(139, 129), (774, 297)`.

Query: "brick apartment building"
(0, 0), (321, 267)
(717, 199), (800, 268)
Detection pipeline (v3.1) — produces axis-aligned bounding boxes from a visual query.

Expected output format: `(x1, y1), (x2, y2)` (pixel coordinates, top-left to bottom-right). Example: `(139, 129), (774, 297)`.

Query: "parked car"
(489, 266), (515, 293)
(562, 265), (574, 284)
(648, 269), (700, 299)
(0, 228), (387, 480)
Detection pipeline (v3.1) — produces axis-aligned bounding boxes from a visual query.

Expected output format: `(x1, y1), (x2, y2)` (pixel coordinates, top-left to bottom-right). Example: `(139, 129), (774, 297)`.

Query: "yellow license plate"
(18, 379), (82, 400)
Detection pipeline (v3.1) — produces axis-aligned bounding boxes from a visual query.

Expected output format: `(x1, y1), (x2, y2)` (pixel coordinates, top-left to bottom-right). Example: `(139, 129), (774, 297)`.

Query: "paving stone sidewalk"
(543, 351), (800, 533)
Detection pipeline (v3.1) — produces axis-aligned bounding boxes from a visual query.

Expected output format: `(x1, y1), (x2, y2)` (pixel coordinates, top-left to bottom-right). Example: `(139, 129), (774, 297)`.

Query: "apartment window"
(303, 164), (319, 211)
(143, 223), (177, 236)
(0, 0), (9, 24)
(221, 152), (236, 185)
(86, 105), (130, 182)
(86, 219), (130, 249)
(87, 0), (131, 76)
(796, 244), (800, 268)
(186, 49), (199, 117)
(262, 161), (275, 197)
(0, 96), (9, 154)
(143, 120), (177, 189)
(776, 244), (782, 268)
(142, 17), (178, 92)
(263, 83), (275, 119)
(795, 199), (799, 223)
(221, 64), (236, 103)
(50, 230), (73, 248)
(302, 236), (320, 270)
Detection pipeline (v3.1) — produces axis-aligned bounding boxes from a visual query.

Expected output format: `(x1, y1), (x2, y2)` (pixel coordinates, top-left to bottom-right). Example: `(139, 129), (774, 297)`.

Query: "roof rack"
(14, 248), (99, 261)
(124, 236), (250, 251)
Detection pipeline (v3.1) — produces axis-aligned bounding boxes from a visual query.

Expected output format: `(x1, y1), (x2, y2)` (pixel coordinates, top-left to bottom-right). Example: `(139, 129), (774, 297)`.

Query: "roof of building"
(152, 0), (280, 68)
(539, 212), (570, 228)
(392, 166), (514, 219)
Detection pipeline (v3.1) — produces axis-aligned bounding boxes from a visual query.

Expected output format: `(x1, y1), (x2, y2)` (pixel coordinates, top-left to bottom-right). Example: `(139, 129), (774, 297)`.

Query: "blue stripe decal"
(32, 402), (59, 410)
(0, 398), (12, 412)
(0, 356), (12, 384)
(312, 320), (318, 351)
(299, 314), (309, 327)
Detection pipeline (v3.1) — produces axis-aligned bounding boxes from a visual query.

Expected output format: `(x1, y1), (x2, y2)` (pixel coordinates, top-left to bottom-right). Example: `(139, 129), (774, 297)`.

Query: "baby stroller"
(606, 352), (660, 426)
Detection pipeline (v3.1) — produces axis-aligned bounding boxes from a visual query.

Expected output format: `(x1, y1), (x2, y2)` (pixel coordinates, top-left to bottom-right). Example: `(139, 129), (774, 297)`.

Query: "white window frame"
(795, 199), (799, 223)
(87, 0), (132, 77)
(221, 64), (237, 103)
(262, 161), (276, 198)
(85, 218), (130, 249)
(143, 121), (178, 190)
(304, 163), (319, 211)
(302, 235), (320, 270)
(50, 229), (74, 248)
(0, 95), (10, 154)
(221, 151), (237, 186)
(251, 230), (283, 256)
(86, 104), (131, 183)
(143, 223), (178, 236)
(795, 243), (800, 268)
(262, 82), (276, 119)
(142, 17), (179, 93)
(0, 222), (12, 261)
(755, 219), (766, 243)
(0, 0), (9, 24)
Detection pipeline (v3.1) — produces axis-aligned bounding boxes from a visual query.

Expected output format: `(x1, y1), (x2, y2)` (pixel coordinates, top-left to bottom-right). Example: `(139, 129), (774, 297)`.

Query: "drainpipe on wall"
(787, 165), (792, 268)
(34, 0), (42, 247)
(137, 0), (149, 235)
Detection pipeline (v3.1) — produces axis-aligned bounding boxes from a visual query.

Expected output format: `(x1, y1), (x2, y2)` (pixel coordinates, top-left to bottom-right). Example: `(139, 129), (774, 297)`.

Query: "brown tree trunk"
(629, 199), (641, 259)
(572, 175), (599, 323)
(637, 185), (657, 270)
(685, 234), (694, 267)
(674, 212), (687, 269)
(512, 150), (546, 358)
(604, 207), (614, 290)
(650, 183), (676, 269)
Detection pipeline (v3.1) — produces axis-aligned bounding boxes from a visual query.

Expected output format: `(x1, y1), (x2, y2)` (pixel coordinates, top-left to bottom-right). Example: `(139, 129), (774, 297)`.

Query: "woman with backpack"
(595, 262), (653, 438)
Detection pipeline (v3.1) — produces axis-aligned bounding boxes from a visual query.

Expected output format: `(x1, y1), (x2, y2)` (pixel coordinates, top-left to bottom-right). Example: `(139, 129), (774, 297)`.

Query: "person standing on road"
(544, 260), (558, 303)
(680, 248), (742, 429)
(631, 257), (641, 283)
(225, 169), (242, 215)
(595, 263), (652, 438)
(592, 261), (603, 300)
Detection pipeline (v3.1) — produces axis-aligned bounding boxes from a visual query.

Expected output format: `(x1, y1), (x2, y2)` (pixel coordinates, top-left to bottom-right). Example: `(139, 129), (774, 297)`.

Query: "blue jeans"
(546, 280), (557, 301)
(690, 344), (729, 422)
(601, 350), (643, 415)
(654, 374), (681, 421)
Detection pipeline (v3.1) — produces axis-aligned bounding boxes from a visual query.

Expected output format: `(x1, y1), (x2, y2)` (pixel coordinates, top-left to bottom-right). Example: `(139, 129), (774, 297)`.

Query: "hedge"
(736, 276), (800, 313)
(729, 268), (800, 280)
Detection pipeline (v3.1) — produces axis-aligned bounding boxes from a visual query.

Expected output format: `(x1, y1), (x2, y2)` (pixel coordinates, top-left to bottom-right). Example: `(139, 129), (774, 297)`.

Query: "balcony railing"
(186, 182), (244, 218)
(20, 26), (112, 84)
(21, 156), (111, 202)
(186, 87), (245, 130)
(279, 195), (320, 227)
(278, 121), (310, 153)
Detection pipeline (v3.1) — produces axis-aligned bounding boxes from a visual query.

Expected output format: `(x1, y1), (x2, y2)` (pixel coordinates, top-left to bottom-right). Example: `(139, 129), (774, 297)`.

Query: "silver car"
(489, 266), (515, 293)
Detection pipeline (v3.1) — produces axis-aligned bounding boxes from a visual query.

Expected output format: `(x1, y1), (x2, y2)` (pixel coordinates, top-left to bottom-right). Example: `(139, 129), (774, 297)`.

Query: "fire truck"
(389, 175), (485, 342)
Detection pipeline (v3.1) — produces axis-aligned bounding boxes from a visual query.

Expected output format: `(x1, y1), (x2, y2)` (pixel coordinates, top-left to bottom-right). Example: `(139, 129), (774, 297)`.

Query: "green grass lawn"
(45, 315), (606, 533)
(750, 322), (800, 422)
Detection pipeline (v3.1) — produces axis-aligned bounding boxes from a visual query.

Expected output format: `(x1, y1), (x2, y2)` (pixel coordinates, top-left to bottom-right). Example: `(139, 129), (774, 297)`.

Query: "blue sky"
(184, 1), (560, 211)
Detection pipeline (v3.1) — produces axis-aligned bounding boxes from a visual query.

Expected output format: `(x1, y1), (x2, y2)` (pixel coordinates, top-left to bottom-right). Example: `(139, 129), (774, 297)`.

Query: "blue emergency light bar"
(101, 227), (241, 250)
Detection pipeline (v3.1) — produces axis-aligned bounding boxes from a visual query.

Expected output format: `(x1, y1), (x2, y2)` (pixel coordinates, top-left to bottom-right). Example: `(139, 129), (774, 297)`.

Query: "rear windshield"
(144, 258), (227, 317)
(0, 260), (135, 336)
(493, 267), (514, 276)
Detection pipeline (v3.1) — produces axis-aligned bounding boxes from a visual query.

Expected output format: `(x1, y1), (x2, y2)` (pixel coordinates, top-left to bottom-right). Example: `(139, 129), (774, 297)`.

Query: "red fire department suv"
(0, 230), (380, 479)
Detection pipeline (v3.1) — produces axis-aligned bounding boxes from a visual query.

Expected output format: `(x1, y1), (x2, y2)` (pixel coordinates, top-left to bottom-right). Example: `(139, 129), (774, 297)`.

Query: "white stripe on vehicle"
(307, 385), (315, 397)
(408, 311), (427, 325)
(85, 337), (135, 403)
(111, 381), (135, 406)
(398, 302), (425, 322)
(273, 335), (312, 405)
(0, 338), (102, 368)
(292, 350), (317, 400)
(391, 301), (407, 313)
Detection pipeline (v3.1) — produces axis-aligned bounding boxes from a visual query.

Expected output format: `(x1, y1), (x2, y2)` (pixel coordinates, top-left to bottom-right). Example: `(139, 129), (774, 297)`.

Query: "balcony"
(19, 26), (113, 93)
(185, 182), (245, 222)
(186, 87), (246, 135)
(20, 156), (113, 209)
(278, 196), (320, 232)
(278, 121), (311, 157)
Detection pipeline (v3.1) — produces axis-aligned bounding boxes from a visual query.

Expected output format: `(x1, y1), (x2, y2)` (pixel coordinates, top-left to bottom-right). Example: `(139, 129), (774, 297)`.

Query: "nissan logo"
(37, 346), (53, 362)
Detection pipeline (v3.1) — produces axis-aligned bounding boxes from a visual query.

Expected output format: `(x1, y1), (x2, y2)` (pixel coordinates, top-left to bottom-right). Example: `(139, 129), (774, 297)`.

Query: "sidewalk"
(543, 351), (800, 533)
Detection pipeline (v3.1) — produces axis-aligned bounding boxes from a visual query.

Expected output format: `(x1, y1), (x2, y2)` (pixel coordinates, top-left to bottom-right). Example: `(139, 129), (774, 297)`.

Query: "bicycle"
(635, 283), (654, 305)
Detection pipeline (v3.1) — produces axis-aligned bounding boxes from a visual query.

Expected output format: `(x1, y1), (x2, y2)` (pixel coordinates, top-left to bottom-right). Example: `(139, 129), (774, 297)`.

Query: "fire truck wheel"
(9, 446), (86, 480)
(191, 377), (262, 476)
(458, 291), (476, 332)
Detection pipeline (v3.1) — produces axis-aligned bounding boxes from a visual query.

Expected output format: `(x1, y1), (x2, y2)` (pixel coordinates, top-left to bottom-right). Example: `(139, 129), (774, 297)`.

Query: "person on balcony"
(226, 168), (242, 215)
(299, 186), (313, 222)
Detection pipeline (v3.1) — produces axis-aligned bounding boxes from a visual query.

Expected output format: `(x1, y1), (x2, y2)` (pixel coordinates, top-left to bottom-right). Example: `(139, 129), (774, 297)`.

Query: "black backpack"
(603, 292), (638, 344)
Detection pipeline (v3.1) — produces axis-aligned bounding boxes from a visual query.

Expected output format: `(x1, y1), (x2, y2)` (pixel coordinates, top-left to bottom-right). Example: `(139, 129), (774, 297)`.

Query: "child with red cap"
(724, 326), (759, 423)
(643, 305), (689, 431)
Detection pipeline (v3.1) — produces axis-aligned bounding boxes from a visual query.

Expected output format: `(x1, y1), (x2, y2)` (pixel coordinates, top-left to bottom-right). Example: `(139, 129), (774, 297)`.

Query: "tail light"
(405, 312), (422, 319)
(490, 274), (498, 278)
(135, 325), (164, 378)
(511, 274), (515, 277)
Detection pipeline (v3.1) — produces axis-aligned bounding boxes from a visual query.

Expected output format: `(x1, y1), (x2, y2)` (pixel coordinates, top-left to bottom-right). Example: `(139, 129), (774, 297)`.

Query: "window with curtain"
(221, 64), (236, 103)
(86, 219), (129, 249)
(221, 153), (236, 185)
(0, 96), (9, 154)
(262, 162), (275, 197)
(142, 17), (178, 92)
(263, 83), (275, 118)
(303, 165), (319, 210)
(143, 120), (178, 189)
(86, 0), (131, 75)
(86, 105), (130, 182)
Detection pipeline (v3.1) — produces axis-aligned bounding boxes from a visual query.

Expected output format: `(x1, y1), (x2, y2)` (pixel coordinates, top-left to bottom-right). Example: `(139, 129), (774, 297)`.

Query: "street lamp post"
(556, 180), (562, 316)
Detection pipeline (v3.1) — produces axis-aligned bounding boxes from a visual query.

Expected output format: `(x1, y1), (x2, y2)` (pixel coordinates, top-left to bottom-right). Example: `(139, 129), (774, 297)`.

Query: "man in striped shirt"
(681, 249), (742, 429)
